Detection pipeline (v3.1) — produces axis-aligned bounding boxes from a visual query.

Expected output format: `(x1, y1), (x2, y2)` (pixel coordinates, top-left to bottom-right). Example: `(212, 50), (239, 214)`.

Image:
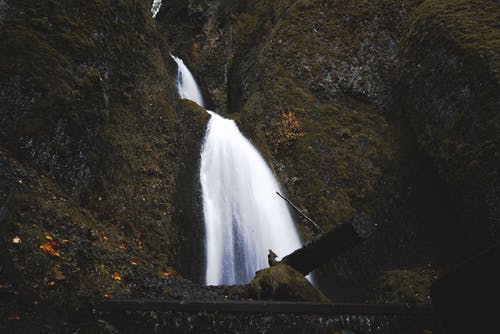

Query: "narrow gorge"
(1, 0), (499, 333)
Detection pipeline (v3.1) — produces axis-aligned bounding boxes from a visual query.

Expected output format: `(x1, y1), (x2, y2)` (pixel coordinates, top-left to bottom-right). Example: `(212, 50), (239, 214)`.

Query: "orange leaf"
(40, 242), (61, 257)
(112, 273), (122, 281)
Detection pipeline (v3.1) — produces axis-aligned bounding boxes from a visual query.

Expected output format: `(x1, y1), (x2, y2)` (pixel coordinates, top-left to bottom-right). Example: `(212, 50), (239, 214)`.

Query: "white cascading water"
(170, 54), (205, 107)
(151, 0), (162, 18)
(171, 55), (302, 285)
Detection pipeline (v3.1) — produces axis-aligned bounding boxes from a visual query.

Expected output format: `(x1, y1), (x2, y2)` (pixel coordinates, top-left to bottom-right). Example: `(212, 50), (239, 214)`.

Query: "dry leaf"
(39, 242), (61, 257)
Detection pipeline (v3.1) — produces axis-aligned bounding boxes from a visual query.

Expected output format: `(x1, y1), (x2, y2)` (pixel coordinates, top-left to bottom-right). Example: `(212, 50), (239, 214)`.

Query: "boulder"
(248, 263), (330, 302)
(399, 0), (500, 250)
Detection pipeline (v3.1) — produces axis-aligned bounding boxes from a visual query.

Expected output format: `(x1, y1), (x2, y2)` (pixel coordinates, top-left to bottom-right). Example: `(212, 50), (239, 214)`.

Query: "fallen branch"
(276, 192), (322, 234)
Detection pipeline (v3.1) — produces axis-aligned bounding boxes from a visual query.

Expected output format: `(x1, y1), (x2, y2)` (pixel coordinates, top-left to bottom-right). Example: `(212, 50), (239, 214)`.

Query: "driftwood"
(281, 215), (374, 276)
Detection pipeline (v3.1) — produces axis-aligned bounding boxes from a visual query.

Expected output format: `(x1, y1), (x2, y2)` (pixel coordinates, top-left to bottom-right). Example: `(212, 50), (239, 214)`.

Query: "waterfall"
(171, 55), (302, 286)
(151, 0), (162, 18)
(170, 54), (205, 108)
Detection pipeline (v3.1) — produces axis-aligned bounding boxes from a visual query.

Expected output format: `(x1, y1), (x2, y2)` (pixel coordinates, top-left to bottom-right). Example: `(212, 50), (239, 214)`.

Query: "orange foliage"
(39, 241), (61, 258)
(272, 111), (305, 152)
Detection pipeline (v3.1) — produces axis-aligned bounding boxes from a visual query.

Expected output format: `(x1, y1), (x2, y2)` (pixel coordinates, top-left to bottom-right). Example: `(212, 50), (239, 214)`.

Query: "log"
(281, 215), (374, 276)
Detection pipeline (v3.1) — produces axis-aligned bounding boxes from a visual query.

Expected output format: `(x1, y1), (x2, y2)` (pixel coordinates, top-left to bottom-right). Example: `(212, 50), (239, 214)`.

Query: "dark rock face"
(157, 0), (235, 112)
(170, 100), (210, 282)
(399, 0), (500, 251)
(0, 1), (7, 26)
(0, 0), (209, 330)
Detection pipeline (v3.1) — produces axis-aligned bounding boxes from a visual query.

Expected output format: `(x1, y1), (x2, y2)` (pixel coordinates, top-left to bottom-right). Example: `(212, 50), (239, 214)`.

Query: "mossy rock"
(0, 147), (182, 331)
(248, 263), (330, 302)
(371, 269), (433, 304)
(0, 0), (201, 267)
(399, 0), (500, 249)
(0, 0), (213, 330)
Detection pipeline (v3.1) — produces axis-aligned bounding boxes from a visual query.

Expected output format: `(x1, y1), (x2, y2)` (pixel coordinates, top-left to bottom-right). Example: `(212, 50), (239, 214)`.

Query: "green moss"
(372, 270), (433, 304)
(406, 0), (500, 72)
(233, 13), (260, 49)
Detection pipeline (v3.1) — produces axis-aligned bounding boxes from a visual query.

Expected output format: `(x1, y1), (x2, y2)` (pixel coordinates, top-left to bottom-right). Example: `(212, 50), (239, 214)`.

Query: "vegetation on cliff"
(0, 0), (210, 330)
